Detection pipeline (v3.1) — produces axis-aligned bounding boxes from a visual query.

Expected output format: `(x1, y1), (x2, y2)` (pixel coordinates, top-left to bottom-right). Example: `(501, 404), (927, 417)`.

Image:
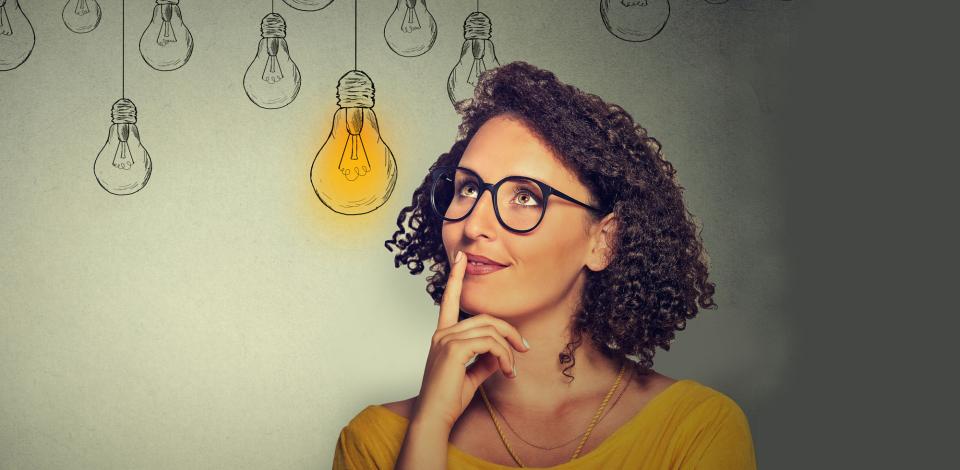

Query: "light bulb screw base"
(261, 13), (287, 38)
(156, 0), (179, 5)
(111, 98), (137, 125)
(464, 11), (492, 40)
(336, 70), (375, 108)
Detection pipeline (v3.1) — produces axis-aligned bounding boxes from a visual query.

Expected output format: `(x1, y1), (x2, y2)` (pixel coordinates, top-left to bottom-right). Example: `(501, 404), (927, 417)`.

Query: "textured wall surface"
(0, 1), (798, 468)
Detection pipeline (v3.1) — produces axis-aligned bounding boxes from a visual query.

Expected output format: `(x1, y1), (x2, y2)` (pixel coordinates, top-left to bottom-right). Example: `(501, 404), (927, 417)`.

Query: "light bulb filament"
(0, 5), (12, 36)
(262, 38), (284, 83)
(401, 1), (421, 33)
(75, 0), (91, 16)
(112, 125), (136, 170)
(466, 41), (487, 86)
(157, 5), (177, 45)
(113, 142), (135, 170)
(339, 134), (372, 181)
(263, 56), (283, 83)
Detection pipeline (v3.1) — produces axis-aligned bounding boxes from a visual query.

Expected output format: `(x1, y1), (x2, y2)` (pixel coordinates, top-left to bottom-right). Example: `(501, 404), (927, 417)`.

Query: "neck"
(480, 289), (625, 414)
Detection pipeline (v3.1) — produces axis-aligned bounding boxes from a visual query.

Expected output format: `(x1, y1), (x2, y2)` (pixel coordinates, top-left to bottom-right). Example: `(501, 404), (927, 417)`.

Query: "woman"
(333, 61), (756, 469)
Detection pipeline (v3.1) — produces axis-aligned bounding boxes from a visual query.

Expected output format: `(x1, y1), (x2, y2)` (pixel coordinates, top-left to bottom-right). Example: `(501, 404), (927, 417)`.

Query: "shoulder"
(380, 396), (417, 420)
(633, 371), (746, 418)
(675, 380), (751, 423)
(640, 376), (753, 442)
(666, 381), (757, 468)
(334, 401), (412, 469)
(337, 400), (411, 447)
(625, 370), (742, 417)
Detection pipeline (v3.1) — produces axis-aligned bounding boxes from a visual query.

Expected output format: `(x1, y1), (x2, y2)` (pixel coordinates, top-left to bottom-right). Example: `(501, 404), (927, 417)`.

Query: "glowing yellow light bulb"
(310, 70), (398, 215)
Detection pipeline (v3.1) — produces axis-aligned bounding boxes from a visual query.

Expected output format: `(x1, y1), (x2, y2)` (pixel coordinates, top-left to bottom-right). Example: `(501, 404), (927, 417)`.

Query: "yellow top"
(332, 379), (757, 469)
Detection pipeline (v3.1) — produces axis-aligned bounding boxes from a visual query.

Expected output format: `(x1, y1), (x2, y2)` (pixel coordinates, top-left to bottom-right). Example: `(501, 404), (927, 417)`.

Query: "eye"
(458, 181), (479, 198)
(511, 187), (541, 207)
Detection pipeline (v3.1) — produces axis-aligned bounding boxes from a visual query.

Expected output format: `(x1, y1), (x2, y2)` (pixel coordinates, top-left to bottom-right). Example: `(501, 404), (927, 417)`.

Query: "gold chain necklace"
(478, 362), (628, 467)
(492, 364), (633, 451)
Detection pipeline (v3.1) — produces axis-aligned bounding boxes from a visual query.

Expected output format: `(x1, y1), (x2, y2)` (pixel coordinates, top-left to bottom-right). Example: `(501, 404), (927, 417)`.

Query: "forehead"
(459, 115), (581, 189)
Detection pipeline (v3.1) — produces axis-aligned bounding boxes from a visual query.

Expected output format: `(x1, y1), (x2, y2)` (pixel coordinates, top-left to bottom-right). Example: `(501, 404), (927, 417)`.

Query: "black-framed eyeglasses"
(428, 165), (607, 233)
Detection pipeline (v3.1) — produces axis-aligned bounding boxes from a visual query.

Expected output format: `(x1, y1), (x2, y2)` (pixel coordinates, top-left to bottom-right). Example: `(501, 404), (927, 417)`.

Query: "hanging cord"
(121, 0), (125, 98)
(353, 0), (354, 70)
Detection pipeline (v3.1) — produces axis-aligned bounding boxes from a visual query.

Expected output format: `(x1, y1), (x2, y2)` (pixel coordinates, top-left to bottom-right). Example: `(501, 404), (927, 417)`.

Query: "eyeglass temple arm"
(550, 187), (607, 213)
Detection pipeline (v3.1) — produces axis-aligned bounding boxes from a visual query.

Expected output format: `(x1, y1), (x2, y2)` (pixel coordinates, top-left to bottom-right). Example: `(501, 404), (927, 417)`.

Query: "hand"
(411, 250), (531, 431)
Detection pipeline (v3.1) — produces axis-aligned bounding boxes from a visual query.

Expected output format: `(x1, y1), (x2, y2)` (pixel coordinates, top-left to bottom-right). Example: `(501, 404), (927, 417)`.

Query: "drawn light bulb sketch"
(282, 0), (334, 11)
(94, 99), (153, 196)
(447, 11), (499, 106)
(139, 0), (193, 71)
(0, 0), (35, 71)
(62, 0), (101, 34)
(310, 70), (398, 215)
(244, 12), (301, 109)
(384, 0), (437, 57)
(600, 0), (670, 43)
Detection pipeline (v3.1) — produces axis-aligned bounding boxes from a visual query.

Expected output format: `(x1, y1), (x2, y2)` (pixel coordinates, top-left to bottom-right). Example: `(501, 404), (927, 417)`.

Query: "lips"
(464, 252), (508, 276)
(465, 253), (507, 267)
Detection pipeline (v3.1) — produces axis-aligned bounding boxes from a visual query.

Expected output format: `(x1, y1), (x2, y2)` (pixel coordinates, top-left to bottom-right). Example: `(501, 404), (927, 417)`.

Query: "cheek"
(519, 234), (584, 280)
(524, 210), (590, 268)
(509, 219), (589, 300)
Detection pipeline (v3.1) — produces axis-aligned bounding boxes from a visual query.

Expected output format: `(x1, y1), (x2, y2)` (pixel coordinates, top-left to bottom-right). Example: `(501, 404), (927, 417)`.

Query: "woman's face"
(442, 114), (609, 322)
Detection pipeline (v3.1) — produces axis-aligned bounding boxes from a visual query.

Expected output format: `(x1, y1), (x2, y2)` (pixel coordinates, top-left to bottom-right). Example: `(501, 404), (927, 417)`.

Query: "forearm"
(395, 417), (451, 470)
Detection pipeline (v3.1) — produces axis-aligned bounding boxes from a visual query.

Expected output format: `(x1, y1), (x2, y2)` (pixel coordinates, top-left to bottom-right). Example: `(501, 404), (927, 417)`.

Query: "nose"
(462, 187), (499, 240)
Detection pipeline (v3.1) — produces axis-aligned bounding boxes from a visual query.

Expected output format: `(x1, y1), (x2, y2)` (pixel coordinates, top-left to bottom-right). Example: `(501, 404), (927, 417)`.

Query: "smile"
(465, 261), (507, 275)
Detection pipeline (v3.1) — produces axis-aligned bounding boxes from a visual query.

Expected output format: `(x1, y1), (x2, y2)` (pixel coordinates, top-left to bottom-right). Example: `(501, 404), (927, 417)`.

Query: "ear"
(586, 212), (618, 272)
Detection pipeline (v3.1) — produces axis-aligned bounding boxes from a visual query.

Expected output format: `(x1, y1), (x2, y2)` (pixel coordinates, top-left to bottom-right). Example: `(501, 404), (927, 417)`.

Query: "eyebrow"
(458, 164), (538, 183)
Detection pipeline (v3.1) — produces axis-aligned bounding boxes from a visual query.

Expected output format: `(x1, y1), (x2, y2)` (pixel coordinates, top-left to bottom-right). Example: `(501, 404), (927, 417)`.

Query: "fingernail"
(455, 250), (464, 263)
(522, 337), (530, 349)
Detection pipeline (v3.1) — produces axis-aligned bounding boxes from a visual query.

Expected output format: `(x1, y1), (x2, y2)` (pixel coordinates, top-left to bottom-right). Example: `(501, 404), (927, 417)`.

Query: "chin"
(461, 292), (499, 318)
(461, 298), (522, 321)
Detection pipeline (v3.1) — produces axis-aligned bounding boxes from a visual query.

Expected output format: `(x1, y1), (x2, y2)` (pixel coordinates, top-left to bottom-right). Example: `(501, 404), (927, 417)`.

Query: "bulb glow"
(310, 71), (398, 215)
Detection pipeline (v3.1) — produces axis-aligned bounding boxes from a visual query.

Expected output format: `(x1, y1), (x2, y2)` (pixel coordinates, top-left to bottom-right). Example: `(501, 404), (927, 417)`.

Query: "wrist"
(409, 413), (454, 438)
(396, 414), (452, 470)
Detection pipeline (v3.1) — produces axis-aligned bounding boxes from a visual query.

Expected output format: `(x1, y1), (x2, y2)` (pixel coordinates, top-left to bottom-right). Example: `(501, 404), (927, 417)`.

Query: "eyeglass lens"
(432, 168), (545, 232)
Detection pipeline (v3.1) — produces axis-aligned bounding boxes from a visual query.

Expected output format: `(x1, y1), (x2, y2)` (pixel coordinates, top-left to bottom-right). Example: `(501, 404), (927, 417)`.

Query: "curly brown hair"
(384, 61), (716, 381)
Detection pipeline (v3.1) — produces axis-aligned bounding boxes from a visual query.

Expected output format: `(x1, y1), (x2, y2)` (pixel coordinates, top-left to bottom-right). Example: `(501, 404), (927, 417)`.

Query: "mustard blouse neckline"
(372, 378), (695, 469)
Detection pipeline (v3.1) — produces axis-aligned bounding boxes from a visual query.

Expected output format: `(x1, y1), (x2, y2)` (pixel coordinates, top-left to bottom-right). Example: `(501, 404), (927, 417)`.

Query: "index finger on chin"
(437, 250), (467, 330)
